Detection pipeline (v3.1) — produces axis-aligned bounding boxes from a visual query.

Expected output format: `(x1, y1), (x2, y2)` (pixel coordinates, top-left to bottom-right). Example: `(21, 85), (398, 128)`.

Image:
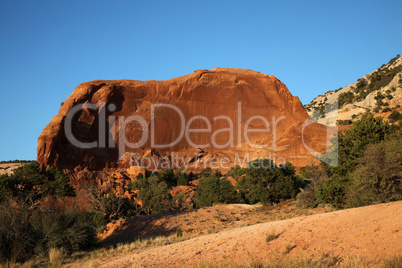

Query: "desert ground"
(68, 200), (401, 267)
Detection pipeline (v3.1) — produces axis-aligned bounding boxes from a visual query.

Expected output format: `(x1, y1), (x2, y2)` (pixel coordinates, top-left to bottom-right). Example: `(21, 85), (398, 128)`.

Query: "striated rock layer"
(38, 68), (332, 171)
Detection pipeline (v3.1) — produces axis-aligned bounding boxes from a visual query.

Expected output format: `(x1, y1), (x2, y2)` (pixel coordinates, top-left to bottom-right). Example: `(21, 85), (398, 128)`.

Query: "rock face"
(305, 55), (402, 126)
(38, 68), (331, 171)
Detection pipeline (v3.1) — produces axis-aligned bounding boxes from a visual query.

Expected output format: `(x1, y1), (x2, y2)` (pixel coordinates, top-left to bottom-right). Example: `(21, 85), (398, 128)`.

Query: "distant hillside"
(0, 161), (32, 175)
(305, 55), (402, 126)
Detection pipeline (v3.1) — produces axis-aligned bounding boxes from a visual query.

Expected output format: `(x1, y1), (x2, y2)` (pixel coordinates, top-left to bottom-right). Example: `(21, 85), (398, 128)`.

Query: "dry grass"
(283, 244), (294, 255)
(341, 254), (369, 267)
(195, 254), (311, 267)
(65, 234), (190, 265)
(383, 255), (402, 268)
(60, 252), (402, 268)
(265, 227), (277, 243)
(0, 259), (41, 268)
(195, 253), (402, 267)
(49, 248), (64, 265)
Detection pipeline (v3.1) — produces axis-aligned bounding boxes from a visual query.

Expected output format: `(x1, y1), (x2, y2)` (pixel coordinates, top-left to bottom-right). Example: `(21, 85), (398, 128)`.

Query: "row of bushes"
(129, 159), (304, 214)
(194, 160), (303, 208)
(123, 159), (303, 214)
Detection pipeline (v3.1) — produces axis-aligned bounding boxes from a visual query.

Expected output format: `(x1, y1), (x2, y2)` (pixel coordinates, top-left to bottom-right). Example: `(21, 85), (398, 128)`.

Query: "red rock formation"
(37, 68), (332, 171)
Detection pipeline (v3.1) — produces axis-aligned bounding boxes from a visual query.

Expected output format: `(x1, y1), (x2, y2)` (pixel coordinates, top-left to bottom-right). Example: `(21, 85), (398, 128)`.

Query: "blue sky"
(0, 0), (401, 161)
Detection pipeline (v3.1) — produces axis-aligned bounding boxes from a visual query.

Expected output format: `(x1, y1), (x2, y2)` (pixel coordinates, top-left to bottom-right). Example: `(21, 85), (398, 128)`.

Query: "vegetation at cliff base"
(0, 162), (96, 263)
(195, 173), (240, 208)
(297, 112), (401, 209)
(235, 160), (304, 205)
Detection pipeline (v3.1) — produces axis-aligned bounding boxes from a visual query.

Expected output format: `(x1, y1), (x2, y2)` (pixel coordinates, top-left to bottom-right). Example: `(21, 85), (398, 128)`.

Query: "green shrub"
(368, 55), (402, 93)
(31, 209), (96, 255)
(200, 167), (222, 179)
(265, 233), (277, 243)
(356, 78), (367, 89)
(187, 171), (196, 181)
(315, 176), (349, 208)
(129, 175), (172, 214)
(87, 184), (138, 221)
(0, 206), (37, 263)
(296, 184), (318, 208)
(176, 171), (188, 186)
(337, 119), (353, 125)
(346, 137), (402, 207)
(195, 177), (241, 208)
(226, 165), (247, 178)
(157, 169), (176, 187)
(0, 162), (75, 207)
(236, 160), (302, 205)
(0, 207), (96, 263)
(332, 113), (391, 177)
(200, 167), (213, 178)
(297, 165), (329, 208)
(176, 227), (183, 238)
(338, 91), (355, 108)
(92, 213), (108, 228)
(389, 111), (402, 122)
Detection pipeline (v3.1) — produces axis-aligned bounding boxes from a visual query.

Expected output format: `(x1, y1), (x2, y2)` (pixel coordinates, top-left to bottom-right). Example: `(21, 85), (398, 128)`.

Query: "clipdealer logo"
(63, 101), (338, 170)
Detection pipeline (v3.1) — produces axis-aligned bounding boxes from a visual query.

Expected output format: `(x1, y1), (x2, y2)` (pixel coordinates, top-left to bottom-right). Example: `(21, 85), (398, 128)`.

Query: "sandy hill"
(305, 55), (402, 126)
(69, 201), (401, 267)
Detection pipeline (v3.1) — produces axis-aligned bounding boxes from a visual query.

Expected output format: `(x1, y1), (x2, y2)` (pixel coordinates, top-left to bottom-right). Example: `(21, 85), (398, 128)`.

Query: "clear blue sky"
(0, 0), (401, 161)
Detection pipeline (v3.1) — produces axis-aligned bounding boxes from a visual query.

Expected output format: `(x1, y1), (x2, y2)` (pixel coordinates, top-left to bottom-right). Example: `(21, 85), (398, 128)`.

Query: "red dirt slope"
(91, 201), (401, 267)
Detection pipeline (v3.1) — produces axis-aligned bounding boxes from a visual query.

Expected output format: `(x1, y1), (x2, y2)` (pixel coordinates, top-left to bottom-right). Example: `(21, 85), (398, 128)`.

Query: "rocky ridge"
(305, 55), (402, 126)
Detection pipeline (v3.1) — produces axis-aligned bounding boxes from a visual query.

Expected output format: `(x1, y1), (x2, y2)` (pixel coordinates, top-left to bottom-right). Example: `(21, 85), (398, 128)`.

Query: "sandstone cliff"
(38, 68), (330, 171)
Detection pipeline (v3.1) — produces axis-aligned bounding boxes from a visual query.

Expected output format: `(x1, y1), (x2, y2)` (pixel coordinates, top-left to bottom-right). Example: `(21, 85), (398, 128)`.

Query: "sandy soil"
(79, 201), (402, 267)
(98, 201), (305, 246)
